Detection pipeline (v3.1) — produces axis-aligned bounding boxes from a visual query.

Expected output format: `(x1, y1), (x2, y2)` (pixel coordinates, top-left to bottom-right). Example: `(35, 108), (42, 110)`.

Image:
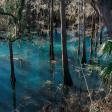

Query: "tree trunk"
(9, 41), (16, 88)
(95, 28), (98, 58)
(99, 26), (104, 44)
(60, 0), (73, 86)
(90, 15), (95, 64)
(18, 0), (25, 38)
(95, 16), (100, 58)
(78, 0), (81, 56)
(81, 1), (86, 64)
(49, 0), (55, 61)
(78, 32), (81, 56)
(26, 2), (31, 39)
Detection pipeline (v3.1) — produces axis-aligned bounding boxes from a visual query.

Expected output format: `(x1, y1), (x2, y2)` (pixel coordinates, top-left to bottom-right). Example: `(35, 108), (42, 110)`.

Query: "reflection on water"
(11, 81), (16, 112)
(0, 36), (101, 112)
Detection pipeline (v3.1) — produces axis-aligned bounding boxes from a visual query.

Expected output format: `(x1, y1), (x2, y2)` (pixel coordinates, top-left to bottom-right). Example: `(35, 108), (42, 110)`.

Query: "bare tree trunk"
(99, 26), (104, 44)
(78, 0), (81, 56)
(60, 0), (73, 86)
(9, 41), (16, 88)
(49, 0), (55, 61)
(81, 0), (86, 64)
(90, 15), (95, 64)
(78, 34), (81, 55)
(94, 25), (98, 58)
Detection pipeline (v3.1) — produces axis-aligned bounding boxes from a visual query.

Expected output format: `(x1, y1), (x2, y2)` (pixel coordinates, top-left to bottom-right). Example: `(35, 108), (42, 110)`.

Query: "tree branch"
(0, 11), (16, 23)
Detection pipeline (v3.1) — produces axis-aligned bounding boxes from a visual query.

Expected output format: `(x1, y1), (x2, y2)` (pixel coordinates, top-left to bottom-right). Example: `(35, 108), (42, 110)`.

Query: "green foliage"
(4, 0), (20, 18)
(87, 40), (112, 85)
(86, 64), (101, 75)
(99, 40), (112, 56)
(98, 40), (112, 84)
(100, 61), (112, 84)
(0, 0), (26, 39)
(102, 40), (112, 55)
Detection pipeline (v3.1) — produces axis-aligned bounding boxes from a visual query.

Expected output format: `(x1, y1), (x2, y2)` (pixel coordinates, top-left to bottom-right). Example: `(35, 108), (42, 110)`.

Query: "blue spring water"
(0, 33), (101, 112)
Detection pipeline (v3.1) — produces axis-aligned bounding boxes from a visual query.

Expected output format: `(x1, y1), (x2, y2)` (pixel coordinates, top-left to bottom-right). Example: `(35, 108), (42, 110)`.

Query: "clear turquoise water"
(0, 34), (101, 112)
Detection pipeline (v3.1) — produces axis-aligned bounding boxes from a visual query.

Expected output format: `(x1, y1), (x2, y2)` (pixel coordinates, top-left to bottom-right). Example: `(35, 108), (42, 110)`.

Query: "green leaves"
(5, 0), (20, 17)
(102, 40), (112, 55)
(98, 40), (112, 84)
(100, 61), (112, 84)
(99, 40), (112, 56)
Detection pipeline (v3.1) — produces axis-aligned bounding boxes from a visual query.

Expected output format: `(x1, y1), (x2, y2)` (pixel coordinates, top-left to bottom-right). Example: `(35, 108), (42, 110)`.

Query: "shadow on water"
(49, 62), (56, 82)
